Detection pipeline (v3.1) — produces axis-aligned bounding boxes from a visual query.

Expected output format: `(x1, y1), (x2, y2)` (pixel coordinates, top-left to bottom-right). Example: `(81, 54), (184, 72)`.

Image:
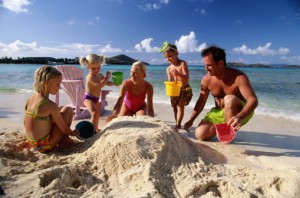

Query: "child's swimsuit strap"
(32, 99), (49, 114)
(25, 98), (52, 120)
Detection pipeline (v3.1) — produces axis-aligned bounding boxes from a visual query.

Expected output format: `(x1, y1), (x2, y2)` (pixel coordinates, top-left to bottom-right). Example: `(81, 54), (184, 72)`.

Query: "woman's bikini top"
(25, 98), (52, 120)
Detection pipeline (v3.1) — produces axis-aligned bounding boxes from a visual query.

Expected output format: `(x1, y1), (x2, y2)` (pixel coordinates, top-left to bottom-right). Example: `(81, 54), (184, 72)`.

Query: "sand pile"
(1, 116), (300, 197)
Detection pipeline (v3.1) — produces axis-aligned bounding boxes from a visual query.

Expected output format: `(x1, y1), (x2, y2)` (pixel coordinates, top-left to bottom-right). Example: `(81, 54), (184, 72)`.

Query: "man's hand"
(228, 116), (242, 131)
(183, 120), (193, 133)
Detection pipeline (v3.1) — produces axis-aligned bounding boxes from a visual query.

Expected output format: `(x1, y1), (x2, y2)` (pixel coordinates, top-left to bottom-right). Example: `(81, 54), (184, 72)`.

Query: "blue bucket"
(75, 121), (95, 140)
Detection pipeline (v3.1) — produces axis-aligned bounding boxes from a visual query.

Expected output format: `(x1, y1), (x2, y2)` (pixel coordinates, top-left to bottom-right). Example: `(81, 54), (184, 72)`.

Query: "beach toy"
(164, 81), (182, 96)
(75, 121), (95, 140)
(215, 123), (236, 143)
(112, 71), (123, 85)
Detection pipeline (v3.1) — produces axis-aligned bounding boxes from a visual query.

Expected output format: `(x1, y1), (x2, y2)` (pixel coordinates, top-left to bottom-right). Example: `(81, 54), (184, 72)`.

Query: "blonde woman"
(105, 61), (154, 123)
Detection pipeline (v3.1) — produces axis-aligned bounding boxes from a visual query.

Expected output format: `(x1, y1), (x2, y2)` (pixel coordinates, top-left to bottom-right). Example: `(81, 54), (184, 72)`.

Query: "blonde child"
(24, 66), (79, 153)
(160, 42), (193, 132)
(105, 61), (154, 123)
(80, 54), (115, 132)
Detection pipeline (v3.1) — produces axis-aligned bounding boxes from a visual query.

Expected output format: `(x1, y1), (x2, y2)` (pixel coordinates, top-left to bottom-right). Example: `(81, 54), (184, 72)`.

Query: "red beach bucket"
(215, 123), (236, 143)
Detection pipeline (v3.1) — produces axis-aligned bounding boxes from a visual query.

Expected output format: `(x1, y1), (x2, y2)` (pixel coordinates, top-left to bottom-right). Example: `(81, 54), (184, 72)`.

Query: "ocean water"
(0, 64), (299, 121)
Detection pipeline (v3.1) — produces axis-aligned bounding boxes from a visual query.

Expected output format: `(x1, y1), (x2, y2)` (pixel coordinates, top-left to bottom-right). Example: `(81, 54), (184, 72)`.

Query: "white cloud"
(200, 9), (207, 15)
(232, 43), (289, 56)
(0, 40), (121, 58)
(8, 40), (37, 51)
(99, 44), (122, 53)
(60, 43), (100, 54)
(134, 38), (159, 52)
(0, 40), (67, 57)
(139, 0), (169, 11)
(88, 16), (101, 26)
(175, 31), (207, 53)
(1, 0), (31, 13)
(67, 19), (75, 25)
(195, 8), (207, 15)
(280, 55), (300, 64)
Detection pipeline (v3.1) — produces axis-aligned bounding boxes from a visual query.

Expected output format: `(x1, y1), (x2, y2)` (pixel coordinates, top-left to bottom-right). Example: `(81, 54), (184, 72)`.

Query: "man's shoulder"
(201, 74), (211, 83)
(226, 67), (245, 75)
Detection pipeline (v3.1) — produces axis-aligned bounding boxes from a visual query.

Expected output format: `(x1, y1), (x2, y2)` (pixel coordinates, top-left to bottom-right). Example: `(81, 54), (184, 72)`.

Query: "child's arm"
(166, 66), (172, 81)
(99, 71), (111, 88)
(146, 83), (154, 117)
(105, 81), (116, 86)
(174, 61), (189, 80)
(49, 103), (78, 136)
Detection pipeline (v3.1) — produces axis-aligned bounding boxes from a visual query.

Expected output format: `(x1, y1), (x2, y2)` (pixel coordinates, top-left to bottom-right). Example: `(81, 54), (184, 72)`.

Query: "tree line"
(0, 57), (78, 64)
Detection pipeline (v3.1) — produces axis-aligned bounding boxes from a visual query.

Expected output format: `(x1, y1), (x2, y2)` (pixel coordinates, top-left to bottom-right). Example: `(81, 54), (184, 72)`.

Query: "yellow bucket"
(164, 81), (182, 96)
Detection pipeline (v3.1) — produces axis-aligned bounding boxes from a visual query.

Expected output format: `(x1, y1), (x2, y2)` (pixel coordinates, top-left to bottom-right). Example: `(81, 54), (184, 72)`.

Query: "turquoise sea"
(0, 64), (299, 121)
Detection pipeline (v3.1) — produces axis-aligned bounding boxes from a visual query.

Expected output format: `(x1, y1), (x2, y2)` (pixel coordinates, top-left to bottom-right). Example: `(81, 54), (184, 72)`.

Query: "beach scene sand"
(1, 0), (300, 197)
(1, 84), (300, 197)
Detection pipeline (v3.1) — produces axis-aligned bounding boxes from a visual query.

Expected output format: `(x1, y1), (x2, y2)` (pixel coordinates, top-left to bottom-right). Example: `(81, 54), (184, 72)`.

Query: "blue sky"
(1, 0), (300, 65)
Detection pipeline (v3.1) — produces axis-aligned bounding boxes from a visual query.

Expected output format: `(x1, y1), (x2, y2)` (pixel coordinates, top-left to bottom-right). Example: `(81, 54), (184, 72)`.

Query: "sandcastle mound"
(1, 116), (300, 197)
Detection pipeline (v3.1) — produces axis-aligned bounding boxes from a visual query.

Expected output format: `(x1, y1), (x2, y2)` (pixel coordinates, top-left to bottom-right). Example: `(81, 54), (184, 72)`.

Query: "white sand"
(0, 92), (300, 197)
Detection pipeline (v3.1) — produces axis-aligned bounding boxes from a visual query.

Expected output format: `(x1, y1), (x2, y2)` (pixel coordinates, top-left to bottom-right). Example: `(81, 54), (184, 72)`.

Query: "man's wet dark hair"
(201, 46), (226, 65)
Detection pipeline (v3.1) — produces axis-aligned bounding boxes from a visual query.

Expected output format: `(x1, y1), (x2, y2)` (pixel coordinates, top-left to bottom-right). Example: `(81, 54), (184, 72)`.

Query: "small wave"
(0, 87), (19, 93)
(255, 107), (300, 122)
(18, 89), (34, 93)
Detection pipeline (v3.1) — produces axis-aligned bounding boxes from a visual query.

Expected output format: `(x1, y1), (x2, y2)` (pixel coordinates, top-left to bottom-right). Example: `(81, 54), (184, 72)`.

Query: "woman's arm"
(105, 80), (128, 122)
(146, 83), (154, 117)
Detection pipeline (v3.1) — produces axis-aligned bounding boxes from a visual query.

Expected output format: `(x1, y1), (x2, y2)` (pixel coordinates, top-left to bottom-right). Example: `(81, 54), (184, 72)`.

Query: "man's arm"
(190, 84), (209, 121)
(184, 77), (210, 130)
(228, 74), (258, 128)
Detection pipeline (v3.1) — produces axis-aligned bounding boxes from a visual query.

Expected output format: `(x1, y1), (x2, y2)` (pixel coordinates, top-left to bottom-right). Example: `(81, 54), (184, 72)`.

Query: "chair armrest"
(62, 79), (83, 83)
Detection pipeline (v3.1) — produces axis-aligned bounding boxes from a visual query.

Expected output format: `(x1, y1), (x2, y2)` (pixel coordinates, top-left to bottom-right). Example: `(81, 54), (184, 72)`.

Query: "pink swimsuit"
(124, 81), (147, 113)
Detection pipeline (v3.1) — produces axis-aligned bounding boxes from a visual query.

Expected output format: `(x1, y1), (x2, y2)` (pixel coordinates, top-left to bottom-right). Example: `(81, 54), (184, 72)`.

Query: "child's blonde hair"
(34, 66), (62, 94)
(132, 61), (147, 74)
(79, 54), (105, 68)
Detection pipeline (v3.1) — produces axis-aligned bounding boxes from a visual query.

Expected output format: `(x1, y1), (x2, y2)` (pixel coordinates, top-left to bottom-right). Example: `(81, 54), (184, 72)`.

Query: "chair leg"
(73, 109), (91, 120)
(100, 101), (108, 114)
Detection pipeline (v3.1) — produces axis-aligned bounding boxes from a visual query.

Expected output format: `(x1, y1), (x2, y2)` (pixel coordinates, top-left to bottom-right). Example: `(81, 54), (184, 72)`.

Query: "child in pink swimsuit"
(105, 61), (154, 123)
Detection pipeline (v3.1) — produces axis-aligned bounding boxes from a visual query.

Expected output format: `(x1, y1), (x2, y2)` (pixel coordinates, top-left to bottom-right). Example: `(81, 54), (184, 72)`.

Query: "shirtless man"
(184, 46), (258, 140)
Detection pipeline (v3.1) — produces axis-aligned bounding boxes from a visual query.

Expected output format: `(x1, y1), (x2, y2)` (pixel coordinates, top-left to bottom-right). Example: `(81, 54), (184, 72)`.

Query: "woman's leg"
(119, 103), (134, 116)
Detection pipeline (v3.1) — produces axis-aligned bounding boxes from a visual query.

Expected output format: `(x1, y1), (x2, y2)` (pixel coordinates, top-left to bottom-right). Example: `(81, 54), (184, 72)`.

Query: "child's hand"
(172, 70), (178, 82)
(72, 129), (80, 136)
(106, 71), (111, 80)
